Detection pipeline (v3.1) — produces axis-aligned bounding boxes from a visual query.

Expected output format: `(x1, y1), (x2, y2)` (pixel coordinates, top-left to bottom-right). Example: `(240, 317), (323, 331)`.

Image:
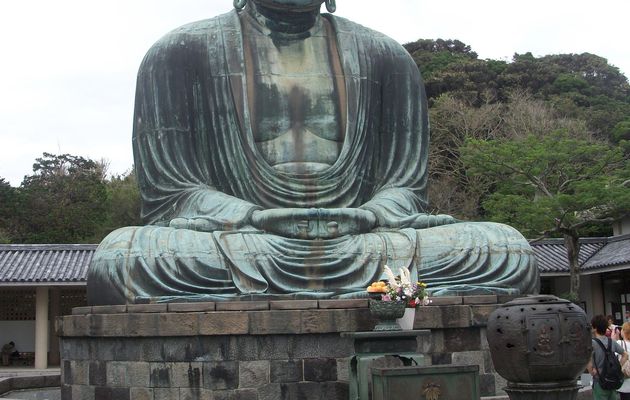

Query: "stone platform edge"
(58, 295), (517, 338)
(0, 373), (60, 396)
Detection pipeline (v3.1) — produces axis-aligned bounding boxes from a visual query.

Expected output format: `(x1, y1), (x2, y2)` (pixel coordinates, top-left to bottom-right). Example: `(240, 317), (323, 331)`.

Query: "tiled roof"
(0, 244), (97, 285)
(531, 234), (630, 275)
(583, 235), (630, 271)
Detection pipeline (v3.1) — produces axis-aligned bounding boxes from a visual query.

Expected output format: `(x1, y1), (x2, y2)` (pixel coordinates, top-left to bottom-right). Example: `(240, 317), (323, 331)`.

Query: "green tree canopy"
(15, 153), (109, 243)
(462, 131), (630, 297)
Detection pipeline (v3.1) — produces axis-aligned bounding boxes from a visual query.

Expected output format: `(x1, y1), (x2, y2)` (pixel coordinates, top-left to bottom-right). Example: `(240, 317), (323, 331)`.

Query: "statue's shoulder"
(139, 11), (238, 69)
(146, 11), (236, 52)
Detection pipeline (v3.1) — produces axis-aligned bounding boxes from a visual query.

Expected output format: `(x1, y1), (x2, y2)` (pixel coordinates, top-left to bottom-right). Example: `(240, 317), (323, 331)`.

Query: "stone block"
(71, 384), (95, 400)
(125, 313), (160, 336)
(419, 329), (443, 353)
(318, 299), (368, 309)
(336, 358), (350, 382)
(90, 314), (128, 336)
(91, 305), (127, 314)
(239, 360), (270, 388)
(249, 311), (301, 334)
(303, 358), (337, 382)
(106, 361), (138, 387)
(463, 295), (498, 305)
(179, 388), (213, 400)
(338, 308), (376, 332)
(290, 335), (354, 359)
(270, 300), (318, 310)
(61, 315), (89, 337)
(215, 301), (269, 311)
(278, 382), (322, 400)
(427, 296), (462, 306)
(479, 373), (497, 397)
(72, 306), (93, 315)
(270, 360), (303, 383)
(168, 302), (216, 313)
(127, 304), (168, 313)
(212, 389), (259, 400)
(300, 310), (336, 333)
(158, 313), (199, 336)
(471, 304), (499, 326)
(441, 305), (473, 328)
(480, 327), (491, 350)
(203, 361), (239, 390)
(153, 387), (180, 400)
(452, 350), (486, 372)
(195, 336), (239, 361)
(94, 386), (130, 400)
(414, 305), (442, 329)
(61, 338), (90, 361)
(198, 312), (249, 335)
(443, 327), (481, 352)
(89, 361), (107, 386)
(60, 384), (71, 400)
(258, 384), (282, 400)
(130, 388), (154, 400)
(277, 382), (348, 400)
(150, 363), (173, 388)
(172, 362), (204, 388)
(431, 352), (452, 365)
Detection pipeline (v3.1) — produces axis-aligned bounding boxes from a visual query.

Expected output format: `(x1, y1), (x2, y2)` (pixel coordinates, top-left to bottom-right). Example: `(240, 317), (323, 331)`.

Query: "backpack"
(593, 338), (625, 390)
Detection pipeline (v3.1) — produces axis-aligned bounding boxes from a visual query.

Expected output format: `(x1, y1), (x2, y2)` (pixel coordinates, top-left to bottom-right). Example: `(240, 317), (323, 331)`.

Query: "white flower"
(399, 266), (411, 286)
(383, 265), (399, 289)
(422, 297), (431, 306)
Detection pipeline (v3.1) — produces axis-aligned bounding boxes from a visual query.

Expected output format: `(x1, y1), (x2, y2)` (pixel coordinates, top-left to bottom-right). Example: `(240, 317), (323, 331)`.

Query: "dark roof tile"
(0, 244), (97, 284)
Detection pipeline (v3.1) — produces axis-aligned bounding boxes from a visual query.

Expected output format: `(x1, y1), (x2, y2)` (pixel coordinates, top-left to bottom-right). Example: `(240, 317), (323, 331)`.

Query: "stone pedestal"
(57, 295), (517, 400)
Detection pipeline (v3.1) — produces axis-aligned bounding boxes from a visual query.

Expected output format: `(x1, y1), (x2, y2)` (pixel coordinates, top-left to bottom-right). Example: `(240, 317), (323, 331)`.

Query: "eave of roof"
(0, 244), (97, 285)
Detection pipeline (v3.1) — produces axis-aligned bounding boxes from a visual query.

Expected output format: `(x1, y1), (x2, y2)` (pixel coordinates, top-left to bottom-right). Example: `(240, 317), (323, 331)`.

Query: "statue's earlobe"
(234, 0), (247, 10)
(325, 0), (336, 13)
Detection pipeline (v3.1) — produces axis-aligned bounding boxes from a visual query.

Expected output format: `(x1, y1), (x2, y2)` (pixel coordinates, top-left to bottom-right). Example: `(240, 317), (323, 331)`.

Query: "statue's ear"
(234, 0), (247, 10)
(325, 0), (336, 13)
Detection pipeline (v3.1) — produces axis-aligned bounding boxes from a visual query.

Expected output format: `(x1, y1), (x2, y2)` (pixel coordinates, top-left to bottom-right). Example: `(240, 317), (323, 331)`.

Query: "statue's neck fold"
(246, 2), (321, 37)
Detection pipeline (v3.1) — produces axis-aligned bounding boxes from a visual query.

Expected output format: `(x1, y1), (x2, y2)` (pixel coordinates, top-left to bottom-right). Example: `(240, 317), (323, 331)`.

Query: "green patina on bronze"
(87, 0), (539, 305)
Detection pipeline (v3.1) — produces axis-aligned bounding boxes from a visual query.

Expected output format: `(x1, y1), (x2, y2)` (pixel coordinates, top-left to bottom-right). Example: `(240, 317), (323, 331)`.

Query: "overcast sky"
(1, 0), (629, 186)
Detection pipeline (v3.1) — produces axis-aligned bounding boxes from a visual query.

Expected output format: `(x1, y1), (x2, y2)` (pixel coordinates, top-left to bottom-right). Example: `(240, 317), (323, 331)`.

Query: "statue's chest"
(247, 35), (343, 142)
(245, 33), (345, 172)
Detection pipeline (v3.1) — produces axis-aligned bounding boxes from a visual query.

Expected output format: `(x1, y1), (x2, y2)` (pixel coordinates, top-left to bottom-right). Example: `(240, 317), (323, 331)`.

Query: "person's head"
(592, 314), (608, 335)
(622, 322), (630, 340)
(607, 315), (615, 325)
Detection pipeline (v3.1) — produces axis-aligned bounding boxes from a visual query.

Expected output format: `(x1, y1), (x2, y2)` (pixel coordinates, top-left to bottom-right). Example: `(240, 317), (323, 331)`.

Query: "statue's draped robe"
(87, 11), (539, 305)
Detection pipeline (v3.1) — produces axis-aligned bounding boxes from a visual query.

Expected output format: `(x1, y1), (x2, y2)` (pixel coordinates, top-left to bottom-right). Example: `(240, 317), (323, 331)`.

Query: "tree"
(0, 178), (19, 243)
(97, 169), (141, 239)
(15, 153), (109, 243)
(462, 131), (630, 299)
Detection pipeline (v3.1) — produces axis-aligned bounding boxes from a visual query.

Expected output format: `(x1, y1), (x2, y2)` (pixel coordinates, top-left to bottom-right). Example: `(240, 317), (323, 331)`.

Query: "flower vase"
(369, 300), (405, 331)
(396, 307), (416, 330)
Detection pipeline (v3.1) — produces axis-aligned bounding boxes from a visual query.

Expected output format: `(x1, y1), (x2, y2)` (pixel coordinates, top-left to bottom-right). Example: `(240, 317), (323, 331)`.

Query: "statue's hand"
(168, 217), (223, 232)
(251, 208), (376, 239)
(379, 213), (459, 229)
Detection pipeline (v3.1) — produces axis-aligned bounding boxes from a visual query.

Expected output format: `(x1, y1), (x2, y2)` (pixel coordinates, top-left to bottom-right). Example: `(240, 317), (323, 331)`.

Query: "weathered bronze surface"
(87, 0), (540, 305)
(487, 295), (591, 399)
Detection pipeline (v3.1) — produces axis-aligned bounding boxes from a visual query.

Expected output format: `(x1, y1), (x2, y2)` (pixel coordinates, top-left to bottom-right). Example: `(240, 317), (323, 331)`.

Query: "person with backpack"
(588, 315), (629, 399)
(618, 322), (630, 400)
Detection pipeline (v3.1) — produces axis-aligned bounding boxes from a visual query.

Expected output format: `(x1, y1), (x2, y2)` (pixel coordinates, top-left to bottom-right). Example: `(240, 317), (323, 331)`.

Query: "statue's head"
(235, 0), (335, 13)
